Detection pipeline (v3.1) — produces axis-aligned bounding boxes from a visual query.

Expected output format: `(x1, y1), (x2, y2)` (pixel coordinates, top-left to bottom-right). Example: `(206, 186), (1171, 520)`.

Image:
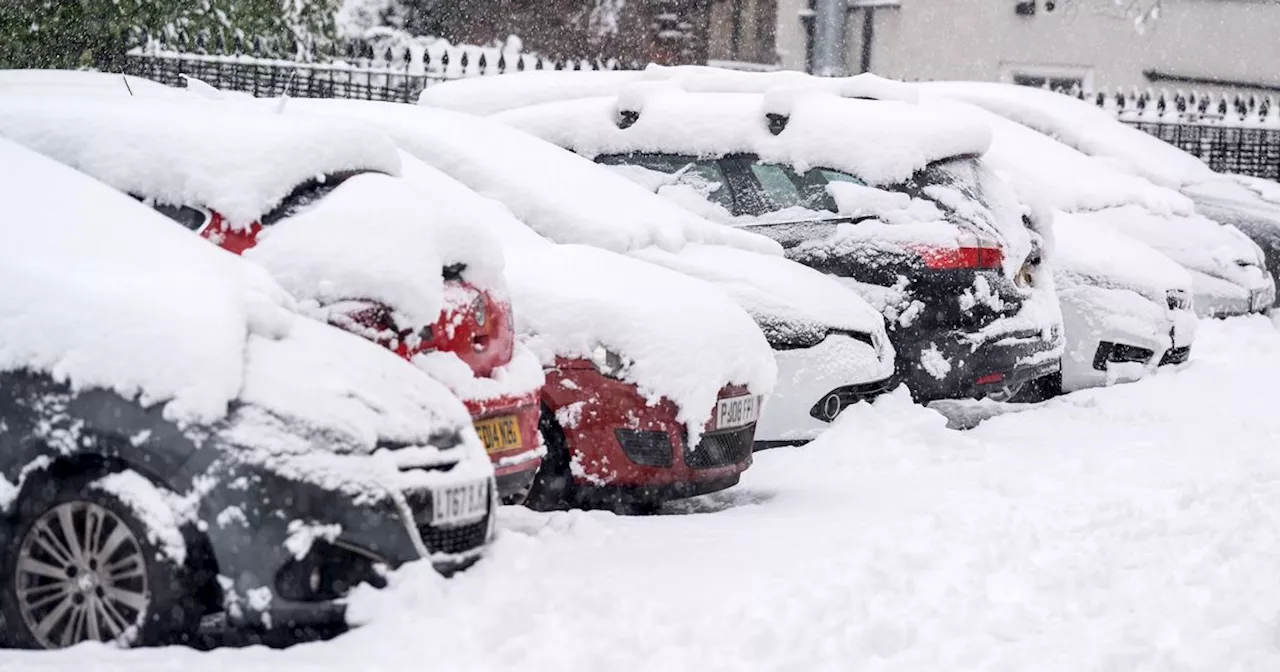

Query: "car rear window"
(596, 154), (735, 211)
(261, 170), (371, 226)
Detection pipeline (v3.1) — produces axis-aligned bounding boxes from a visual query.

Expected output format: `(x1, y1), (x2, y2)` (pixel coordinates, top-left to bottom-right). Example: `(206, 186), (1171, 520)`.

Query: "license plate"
(716, 395), (760, 430)
(432, 479), (489, 526)
(473, 415), (522, 454)
(1251, 288), (1270, 311)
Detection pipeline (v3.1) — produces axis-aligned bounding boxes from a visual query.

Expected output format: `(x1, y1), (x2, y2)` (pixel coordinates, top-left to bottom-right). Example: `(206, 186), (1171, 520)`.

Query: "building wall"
(777, 0), (1280, 93)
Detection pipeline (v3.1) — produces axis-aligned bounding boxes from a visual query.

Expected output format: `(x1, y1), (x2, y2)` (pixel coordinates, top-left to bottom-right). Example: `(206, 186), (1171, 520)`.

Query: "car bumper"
(895, 323), (1064, 403)
(464, 391), (542, 503)
(541, 360), (756, 504)
(756, 333), (895, 446)
(1058, 285), (1198, 392)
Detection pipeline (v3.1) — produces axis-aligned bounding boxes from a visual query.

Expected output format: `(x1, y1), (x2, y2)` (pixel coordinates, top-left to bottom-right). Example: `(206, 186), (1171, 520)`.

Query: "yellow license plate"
(474, 415), (522, 454)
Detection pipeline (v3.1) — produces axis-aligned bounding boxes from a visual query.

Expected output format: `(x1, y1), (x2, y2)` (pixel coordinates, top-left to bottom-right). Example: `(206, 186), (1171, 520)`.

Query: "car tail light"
(916, 245), (1004, 270)
(974, 372), (1004, 385)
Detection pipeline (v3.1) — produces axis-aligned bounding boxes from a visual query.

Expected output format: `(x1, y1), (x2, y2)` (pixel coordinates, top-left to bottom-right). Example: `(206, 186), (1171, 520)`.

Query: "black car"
(0, 138), (494, 649)
(595, 152), (1064, 402)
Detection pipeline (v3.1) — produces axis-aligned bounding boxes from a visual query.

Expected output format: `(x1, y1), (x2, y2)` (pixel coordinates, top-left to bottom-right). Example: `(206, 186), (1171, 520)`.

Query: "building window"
(1002, 64), (1094, 93)
(708, 0), (778, 66)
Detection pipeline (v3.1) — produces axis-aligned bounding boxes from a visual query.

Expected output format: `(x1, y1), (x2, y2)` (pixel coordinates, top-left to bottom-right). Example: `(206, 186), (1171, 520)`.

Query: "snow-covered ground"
(7, 316), (1280, 670)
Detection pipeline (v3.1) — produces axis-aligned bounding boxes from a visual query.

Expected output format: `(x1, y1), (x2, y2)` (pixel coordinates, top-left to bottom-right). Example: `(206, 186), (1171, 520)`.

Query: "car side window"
(152, 202), (211, 232)
(748, 163), (808, 210)
(596, 154), (735, 211)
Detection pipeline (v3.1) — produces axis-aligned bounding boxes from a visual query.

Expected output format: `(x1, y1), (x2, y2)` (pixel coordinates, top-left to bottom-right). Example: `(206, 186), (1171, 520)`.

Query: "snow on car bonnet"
(0, 136), (291, 424)
(1052, 212), (1193, 303)
(495, 89), (990, 189)
(392, 153), (777, 438)
(0, 94), (400, 228)
(919, 82), (1217, 189)
(280, 97), (779, 255)
(0, 138), (479, 461)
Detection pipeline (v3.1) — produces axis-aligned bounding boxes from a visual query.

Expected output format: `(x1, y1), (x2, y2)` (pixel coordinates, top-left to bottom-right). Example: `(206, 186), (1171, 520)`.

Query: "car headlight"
(1166, 288), (1191, 311)
(590, 344), (628, 379)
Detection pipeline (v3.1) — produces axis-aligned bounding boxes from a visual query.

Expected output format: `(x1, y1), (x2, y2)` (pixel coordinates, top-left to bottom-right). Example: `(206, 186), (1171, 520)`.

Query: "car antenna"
(122, 76), (134, 97)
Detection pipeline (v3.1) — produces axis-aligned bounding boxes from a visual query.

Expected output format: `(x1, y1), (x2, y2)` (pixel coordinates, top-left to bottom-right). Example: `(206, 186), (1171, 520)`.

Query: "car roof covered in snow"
(393, 152), (776, 439)
(495, 89), (991, 187)
(281, 97), (780, 255)
(931, 99), (1195, 216)
(0, 137), (477, 454)
(0, 93), (401, 228)
(0, 69), (184, 98)
(417, 64), (917, 115)
(918, 81), (1218, 189)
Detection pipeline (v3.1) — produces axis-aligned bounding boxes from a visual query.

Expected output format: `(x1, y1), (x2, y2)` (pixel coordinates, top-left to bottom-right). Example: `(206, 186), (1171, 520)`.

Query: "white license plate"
(716, 395), (760, 430)
(431, 479), (489, 526)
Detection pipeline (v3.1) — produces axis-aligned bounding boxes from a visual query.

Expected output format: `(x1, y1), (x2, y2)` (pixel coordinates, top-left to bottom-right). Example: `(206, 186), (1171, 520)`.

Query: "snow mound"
(0, 137), (291, 424)
(498, 90), (991, 187)
(0, 69), (183, 99)
(280, 97), (780, 255)
(0, 94), (400, 228)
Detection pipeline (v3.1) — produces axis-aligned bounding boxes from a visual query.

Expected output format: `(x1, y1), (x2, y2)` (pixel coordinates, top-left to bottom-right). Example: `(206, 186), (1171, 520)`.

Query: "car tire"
(523, 406), (576, 511)
(0, 469), (202, 649)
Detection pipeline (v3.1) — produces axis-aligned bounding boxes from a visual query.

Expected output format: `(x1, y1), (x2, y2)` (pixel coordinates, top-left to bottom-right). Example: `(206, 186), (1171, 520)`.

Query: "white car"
(285, 97), (892, 448)
(925, 99), (1198, 392)
(920, 81), (1276, 315)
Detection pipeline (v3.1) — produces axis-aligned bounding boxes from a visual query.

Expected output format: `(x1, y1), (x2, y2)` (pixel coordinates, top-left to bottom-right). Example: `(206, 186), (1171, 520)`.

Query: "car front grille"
(684, 424), (755, 470)
(1159, 345), (1191, 366)
(419, 519), (489, 556)
(616, 429), (674, 467)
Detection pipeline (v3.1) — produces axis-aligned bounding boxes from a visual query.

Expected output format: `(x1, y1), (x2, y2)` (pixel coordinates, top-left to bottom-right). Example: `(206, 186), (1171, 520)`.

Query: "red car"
(0, 96), (544, 502)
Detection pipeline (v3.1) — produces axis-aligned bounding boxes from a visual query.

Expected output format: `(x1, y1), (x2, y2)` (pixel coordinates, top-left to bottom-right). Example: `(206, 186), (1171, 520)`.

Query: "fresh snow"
(91, 471), (189, 564)
(0, 94), (401, 228)
(6, 315), (1279, 668)
(416, 64), (917, 115)
(496, 90), (992, 188)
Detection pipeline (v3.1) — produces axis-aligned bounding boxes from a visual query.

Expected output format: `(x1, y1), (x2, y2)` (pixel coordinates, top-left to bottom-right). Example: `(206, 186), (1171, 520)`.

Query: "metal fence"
(1079, 88), (1280, 180)
(118, 50), (1280, 180)
(122, 48), (620, 103)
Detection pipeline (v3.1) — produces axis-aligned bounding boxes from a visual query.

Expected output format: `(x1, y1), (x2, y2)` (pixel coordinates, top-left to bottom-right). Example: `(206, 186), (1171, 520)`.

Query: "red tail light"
(916, 245), (1005, 270)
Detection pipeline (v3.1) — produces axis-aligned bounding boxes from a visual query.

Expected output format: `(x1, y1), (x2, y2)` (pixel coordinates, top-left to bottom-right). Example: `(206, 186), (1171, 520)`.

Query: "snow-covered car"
(0, 137), (495, 649)
(933, 99), (1198, 393)
(497, 88), (1064, 403)
(0, 94), (545, 504)
(0, 68), (183, 99)
(290, 98), (894, 449)
(391, 150), (777, 510)
(920, 81), (1277, 314)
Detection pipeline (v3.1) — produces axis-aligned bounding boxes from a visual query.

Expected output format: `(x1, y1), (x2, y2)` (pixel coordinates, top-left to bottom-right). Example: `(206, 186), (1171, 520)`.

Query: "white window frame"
(1000, 63), (1095, 91)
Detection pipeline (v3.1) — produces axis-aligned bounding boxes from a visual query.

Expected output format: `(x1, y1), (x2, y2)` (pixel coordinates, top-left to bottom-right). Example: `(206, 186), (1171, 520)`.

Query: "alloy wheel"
(14, 501), (151, 649)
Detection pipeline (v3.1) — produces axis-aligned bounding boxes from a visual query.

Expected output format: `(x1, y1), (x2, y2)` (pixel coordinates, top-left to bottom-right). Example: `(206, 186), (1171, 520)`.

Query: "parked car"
(0, 137), (495, 649)
(496, 88), (1064, 402)
(0, 94), (545, 504)
(289, 97), (895, 449)
(391, 150), (778, 510)
(933, 99), (1198, 393)
(920, 81), (1277, 313)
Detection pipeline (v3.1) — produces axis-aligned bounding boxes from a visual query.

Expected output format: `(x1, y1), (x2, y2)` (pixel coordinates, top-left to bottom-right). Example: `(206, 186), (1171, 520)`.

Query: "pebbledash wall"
(775, 0), (1280, 95)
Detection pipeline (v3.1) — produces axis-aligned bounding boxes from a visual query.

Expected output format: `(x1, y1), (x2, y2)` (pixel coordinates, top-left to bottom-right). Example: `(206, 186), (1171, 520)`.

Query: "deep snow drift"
(6, 317), (1280, 670)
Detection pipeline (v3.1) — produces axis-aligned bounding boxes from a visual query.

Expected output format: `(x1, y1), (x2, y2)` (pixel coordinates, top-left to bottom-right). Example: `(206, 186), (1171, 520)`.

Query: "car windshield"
(261, 170), (371, 226)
